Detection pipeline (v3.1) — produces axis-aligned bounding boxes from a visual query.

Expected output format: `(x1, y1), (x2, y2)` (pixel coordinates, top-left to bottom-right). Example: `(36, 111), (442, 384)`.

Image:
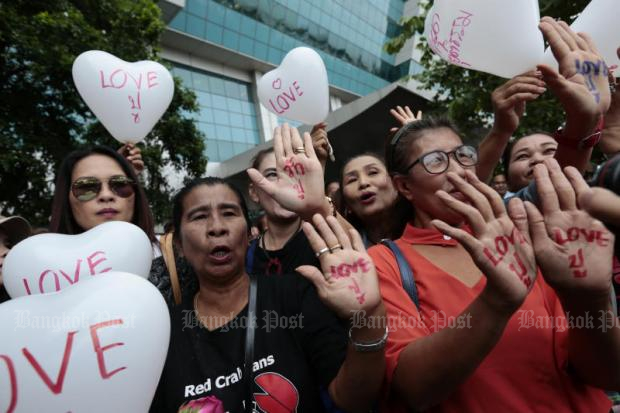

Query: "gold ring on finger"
(293, 146), (306, 154)
(315, 247), (331, 258)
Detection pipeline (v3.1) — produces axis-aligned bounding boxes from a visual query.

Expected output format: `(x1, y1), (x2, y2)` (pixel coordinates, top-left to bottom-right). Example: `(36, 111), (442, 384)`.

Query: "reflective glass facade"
(169, 0), (420, 97)
(167, 0), (422, 161)
(171, 64), (261, 161)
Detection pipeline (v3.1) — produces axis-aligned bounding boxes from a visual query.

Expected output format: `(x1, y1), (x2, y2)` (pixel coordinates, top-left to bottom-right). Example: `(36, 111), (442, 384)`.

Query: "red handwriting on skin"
(568, 248), (587, 278)
(99, 69), (159, 124)
(1, 319), (126, 409)
(553, 227), (610, 247)
(283, 158), (305, 177)
(348, 279), (366, 305)
(482, 228), (527, 266)
(329, 258), (372, 280)
(21, 251), (112, 295)
(293, 179), (305, 200)
(268, 80), (304, 114)
(483, 228), (531, 287)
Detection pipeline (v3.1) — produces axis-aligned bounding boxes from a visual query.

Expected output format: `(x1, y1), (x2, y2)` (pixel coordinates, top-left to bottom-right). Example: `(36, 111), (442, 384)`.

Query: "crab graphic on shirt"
(253, 372), (299, 413)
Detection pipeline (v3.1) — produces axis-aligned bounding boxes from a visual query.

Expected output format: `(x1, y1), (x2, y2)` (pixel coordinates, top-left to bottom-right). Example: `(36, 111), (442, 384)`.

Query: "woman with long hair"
(49, 145), (155, 241)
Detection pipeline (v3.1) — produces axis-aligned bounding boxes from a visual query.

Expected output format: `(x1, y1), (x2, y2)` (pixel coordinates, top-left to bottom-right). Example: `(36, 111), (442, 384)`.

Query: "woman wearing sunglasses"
(49, 146), (156, 242)
(372, 115), (616, 412)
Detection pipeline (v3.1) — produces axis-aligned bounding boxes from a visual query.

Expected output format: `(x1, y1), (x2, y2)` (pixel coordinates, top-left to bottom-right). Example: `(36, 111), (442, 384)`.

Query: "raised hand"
(491, 71), (546, 136)
(389, 106), (422, 133)
(247, 124), (327, 221)
(118, 143), (144, 174)
(310, 122), (330, 168)
(431, 170), (537, 313)
(296, 214), (382, 319)
(538, 17), (611, 121)
(524, 158), (615, 299)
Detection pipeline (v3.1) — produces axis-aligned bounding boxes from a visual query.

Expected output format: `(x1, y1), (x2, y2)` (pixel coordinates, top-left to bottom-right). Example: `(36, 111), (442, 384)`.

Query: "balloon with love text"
(3, 221), (153, 298)
(257, 47), (329, 125)
(0, 272), (170, 413)
(424, 0), (544, 78)
(72, 50), (174, 144)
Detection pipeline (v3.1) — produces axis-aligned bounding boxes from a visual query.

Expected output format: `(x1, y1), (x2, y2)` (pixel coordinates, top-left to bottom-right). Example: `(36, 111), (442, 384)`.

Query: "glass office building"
(160, 0), (423, 164)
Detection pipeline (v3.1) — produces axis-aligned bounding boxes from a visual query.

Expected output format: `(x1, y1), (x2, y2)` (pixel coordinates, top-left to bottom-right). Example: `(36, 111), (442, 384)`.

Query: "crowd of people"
(2, 17), (620, 413)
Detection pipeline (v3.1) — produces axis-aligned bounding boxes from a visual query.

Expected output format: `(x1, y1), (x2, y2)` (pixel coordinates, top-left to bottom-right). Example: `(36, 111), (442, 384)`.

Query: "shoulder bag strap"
(160, 232), (181, 305)
(246, 238), (258, 275)
(381, 239), (419, 311)
(244, 274), (258, 412)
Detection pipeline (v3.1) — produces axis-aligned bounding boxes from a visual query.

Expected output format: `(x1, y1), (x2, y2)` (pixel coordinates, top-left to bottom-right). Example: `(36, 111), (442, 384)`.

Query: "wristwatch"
(349, 325), (388, 352)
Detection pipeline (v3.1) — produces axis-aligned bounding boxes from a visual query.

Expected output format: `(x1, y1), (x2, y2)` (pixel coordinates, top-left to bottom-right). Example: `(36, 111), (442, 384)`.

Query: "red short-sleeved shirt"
(369, 223), (610, 413)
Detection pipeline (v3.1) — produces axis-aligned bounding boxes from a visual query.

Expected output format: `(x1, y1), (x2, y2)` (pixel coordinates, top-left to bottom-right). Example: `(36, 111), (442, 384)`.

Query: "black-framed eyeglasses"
(71, 175), (135, 202)
(404, 145), (478, 175)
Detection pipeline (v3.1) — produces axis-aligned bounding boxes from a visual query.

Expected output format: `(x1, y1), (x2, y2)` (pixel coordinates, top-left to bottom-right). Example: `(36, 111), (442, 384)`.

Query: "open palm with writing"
(524, 159), (614, 298)
(432, 171), (537, 313)
(247, 124), (326, 221)
(538, 17), (610, 117)
(296, 215), (382, 319)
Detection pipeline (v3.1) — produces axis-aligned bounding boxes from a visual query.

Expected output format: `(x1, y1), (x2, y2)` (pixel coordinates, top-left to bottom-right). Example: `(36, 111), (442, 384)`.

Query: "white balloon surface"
(542, 0), (620, 76)
(3, 221), (153, 298)
(257, 47), (329, 125)
(423, 0), (544, 79)
(0, 272), (170, 413)
(72, 50), (174, 143)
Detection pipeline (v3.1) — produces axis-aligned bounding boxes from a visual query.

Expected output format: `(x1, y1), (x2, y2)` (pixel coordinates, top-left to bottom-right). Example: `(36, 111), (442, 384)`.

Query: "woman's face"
(396, 128), (473, 225)
(507, 134), (557, 192)
(342, 155), (398, 221)
(69, 154), (135, 231)
(249, 152), (297, 222)
(178, 184), (248, 282)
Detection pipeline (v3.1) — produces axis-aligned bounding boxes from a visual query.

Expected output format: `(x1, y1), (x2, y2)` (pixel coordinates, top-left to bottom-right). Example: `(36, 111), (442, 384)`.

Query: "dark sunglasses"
(71, 175), (135, 202)
(405, 145), (479, 175)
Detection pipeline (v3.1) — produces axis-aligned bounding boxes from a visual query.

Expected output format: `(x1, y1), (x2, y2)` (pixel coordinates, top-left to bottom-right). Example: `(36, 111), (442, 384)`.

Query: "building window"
(171, 64), (261, 162)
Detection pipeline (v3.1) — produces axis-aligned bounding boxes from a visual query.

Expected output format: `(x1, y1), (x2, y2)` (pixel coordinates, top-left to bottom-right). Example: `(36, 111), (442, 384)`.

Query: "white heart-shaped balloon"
(3, 221), (152, 298)
(72, 50), (174, 143)
(424, 0), (544, 78)
(258, 47), (329, 125)
(542, 0), (620, 76)
(0, 272), (170, 413)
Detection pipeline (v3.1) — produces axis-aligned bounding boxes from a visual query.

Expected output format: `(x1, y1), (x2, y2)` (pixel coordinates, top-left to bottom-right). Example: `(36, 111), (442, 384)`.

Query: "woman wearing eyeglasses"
(49, 146), (156, 242)
(369, 113), (618, 412)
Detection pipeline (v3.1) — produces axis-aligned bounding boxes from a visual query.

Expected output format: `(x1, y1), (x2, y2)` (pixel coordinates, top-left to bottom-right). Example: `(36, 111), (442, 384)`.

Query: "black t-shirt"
(0, 285), (9, 304)
(150, 273), (347, 413)
(248, 230), (320, 276)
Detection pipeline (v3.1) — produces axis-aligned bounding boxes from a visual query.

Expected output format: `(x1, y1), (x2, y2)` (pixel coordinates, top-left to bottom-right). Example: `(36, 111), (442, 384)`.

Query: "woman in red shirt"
(371, 19), (619, 412)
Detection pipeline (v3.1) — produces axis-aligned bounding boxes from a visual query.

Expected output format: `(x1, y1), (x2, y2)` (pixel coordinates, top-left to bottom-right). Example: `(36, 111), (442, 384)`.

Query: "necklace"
(259, 219), (302, 257)
(258, 219), (302, 275)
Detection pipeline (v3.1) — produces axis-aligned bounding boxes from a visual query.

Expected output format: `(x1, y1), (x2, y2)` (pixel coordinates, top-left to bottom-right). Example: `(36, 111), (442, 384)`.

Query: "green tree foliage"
(0, 0), (206, 226)
(385, 1), (591, 143)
